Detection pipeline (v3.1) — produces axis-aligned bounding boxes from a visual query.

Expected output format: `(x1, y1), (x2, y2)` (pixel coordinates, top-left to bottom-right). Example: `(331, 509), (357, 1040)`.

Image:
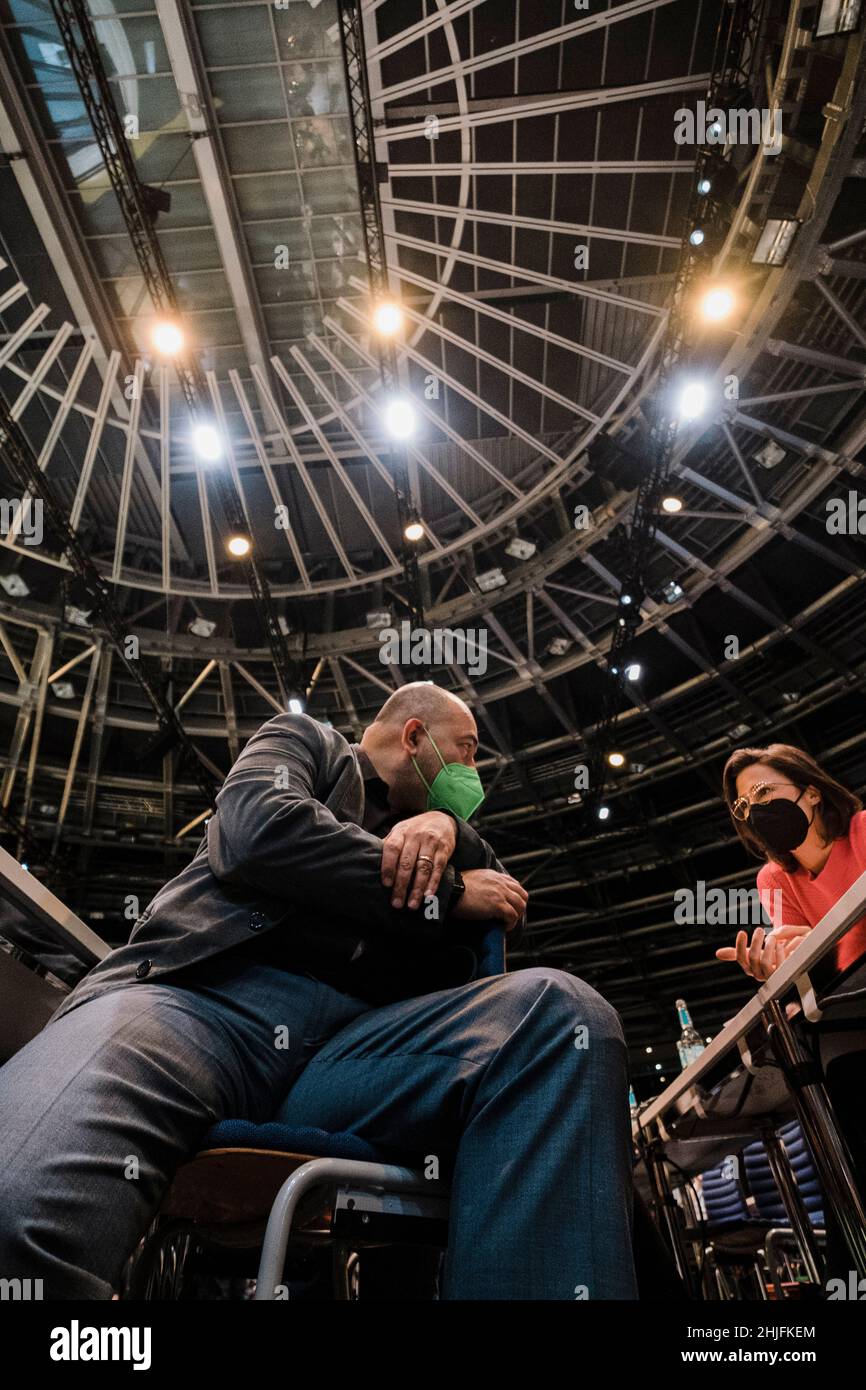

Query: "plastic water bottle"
(675, 998), (706, 1070)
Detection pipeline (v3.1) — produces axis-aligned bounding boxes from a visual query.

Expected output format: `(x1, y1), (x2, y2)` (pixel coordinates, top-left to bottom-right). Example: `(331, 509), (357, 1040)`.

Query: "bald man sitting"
(0, 683), (637, 1300)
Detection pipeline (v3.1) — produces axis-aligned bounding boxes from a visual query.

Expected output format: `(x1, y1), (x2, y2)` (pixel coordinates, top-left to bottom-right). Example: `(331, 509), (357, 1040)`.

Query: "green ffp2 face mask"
(411, 727), (485, 821)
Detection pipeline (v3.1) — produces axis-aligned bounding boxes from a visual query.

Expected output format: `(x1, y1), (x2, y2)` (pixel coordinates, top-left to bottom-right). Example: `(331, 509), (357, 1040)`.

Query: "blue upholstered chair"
(124, 926), (506, 1300)
(698, 1121), (826, 1300)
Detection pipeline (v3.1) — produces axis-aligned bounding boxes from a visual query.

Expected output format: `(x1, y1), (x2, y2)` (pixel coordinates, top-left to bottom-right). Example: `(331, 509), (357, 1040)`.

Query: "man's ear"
(402, 718), (425, 756)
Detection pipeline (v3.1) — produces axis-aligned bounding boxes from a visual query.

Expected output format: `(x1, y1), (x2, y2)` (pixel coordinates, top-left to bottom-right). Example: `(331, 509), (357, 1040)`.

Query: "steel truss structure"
(0, 0), (864, 1070)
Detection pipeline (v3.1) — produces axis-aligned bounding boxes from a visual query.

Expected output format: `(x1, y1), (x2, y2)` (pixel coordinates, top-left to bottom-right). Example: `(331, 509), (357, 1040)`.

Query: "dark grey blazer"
(48, 712), (520, 1024)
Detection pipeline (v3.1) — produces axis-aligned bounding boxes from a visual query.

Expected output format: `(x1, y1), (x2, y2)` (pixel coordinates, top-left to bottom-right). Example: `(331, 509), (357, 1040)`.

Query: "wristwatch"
(448, 866), (466, 911)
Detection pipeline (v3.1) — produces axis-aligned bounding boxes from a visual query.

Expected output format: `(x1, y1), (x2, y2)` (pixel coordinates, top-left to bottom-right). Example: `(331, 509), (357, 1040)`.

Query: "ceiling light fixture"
(372, 301), (404, 335)
(752, 219), (800, 266)
(677, 381), (708, 420)
(505, 536), (537, 560)
(699, 286), (735, 322)
(0, 573), (29, 597)
(815, 0), (862, 37)
(384, 397), (417, 440)
(151, 320), (184, 357)
(476, 567), (507, 593)
(192, 423), (222, 462)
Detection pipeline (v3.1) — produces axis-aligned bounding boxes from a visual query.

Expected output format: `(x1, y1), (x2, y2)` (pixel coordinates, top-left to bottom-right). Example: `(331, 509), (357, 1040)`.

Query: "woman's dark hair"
(722, 744), (862, 872)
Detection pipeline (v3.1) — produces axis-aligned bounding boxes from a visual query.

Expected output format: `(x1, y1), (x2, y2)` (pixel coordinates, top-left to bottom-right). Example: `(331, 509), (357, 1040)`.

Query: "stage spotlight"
(689, 228), (705, 247)
(151, 320), (184, 357)
(752, 218), (800, 266)
(373, 301), (403, 335)
(625, 663), (642, 681)
(677, 381), (707, 421)
(597, 806), (611, 821)
(227, 534), (251, 558)
(699, 285), (735, 322)
(0, 572), (29, 597)
(404, 520), (424, 542)
(701, 155), (741, 204)
(288, 697), (305, 714)
(816, 0), (862, 37)
(192, 422), (222, 462)
(754, 440), (786, 470)
(607, 752), (626, 768)
(661, 495), (683, 513)
(476, 566), (507, 593)
(384, 397), (416, 439)
(505, 536), (537, 560)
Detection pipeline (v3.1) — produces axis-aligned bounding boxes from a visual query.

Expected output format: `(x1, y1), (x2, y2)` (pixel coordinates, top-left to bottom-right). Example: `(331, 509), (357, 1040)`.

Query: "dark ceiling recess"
(0, 0), (864, 1087)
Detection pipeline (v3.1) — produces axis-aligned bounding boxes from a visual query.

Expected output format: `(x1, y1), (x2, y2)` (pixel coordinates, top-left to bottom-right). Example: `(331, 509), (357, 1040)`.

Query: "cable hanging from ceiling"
(46, 0), (306, 714)
(583, 0), (774, 820)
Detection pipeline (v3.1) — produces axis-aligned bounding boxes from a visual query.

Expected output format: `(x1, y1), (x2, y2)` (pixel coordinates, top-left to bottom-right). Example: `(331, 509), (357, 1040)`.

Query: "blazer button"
(135, 960), (152, 979)
(249, 911), (266, 932)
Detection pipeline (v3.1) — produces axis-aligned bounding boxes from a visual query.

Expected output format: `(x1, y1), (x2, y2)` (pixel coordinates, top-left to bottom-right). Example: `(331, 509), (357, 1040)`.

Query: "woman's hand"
(381, 811), (457, 909)
(715, 923), (812, 981)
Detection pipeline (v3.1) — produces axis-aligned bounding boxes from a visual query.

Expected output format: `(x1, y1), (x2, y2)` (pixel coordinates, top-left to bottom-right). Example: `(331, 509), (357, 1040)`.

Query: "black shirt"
(224, 746), (478, 1004)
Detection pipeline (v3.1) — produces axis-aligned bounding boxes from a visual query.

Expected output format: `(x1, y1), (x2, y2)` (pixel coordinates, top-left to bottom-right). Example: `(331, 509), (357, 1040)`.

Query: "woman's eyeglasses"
(731, 782), (799, 822)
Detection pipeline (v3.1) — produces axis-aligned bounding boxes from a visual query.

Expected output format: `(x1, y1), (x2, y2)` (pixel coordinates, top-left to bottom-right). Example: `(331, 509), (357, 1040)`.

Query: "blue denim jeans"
(0, 956), (637, 1299)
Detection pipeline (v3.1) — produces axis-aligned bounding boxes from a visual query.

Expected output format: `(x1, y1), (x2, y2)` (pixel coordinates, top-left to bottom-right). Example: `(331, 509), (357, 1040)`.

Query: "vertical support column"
(636, 1127), (697, 1297)
(761, 1124), (824, 1285)
(765, 997), (866, 1277)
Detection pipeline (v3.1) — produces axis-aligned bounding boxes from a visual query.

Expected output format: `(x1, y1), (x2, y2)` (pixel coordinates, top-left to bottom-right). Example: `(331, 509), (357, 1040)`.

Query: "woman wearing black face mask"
(715, 745), (866, 1282)
(716, 744), (865, 983)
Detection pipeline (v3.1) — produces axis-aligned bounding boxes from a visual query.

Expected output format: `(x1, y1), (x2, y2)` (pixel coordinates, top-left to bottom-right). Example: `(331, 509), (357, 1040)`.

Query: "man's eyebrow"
(462, 733), (479, 748)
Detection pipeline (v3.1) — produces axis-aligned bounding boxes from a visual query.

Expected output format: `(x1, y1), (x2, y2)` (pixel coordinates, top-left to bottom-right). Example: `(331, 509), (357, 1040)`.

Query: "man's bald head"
(373, 682), (473, 730)
(360, 681), (480, 814)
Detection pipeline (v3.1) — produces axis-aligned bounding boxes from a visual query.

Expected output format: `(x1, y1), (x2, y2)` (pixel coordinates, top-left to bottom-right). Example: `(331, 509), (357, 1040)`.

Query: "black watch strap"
(449, 867), (466, 904)
(450, 867), (464, 911)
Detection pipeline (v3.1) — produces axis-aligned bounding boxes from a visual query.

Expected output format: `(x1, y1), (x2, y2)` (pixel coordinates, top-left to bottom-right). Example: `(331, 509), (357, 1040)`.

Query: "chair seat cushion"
(158, 1121), (442, 1229)
(202, 1119), (392, 1163)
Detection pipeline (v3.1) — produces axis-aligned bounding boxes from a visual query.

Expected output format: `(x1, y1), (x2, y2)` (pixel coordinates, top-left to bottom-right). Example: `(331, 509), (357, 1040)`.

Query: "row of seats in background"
(680, 1121), (826, 1299)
